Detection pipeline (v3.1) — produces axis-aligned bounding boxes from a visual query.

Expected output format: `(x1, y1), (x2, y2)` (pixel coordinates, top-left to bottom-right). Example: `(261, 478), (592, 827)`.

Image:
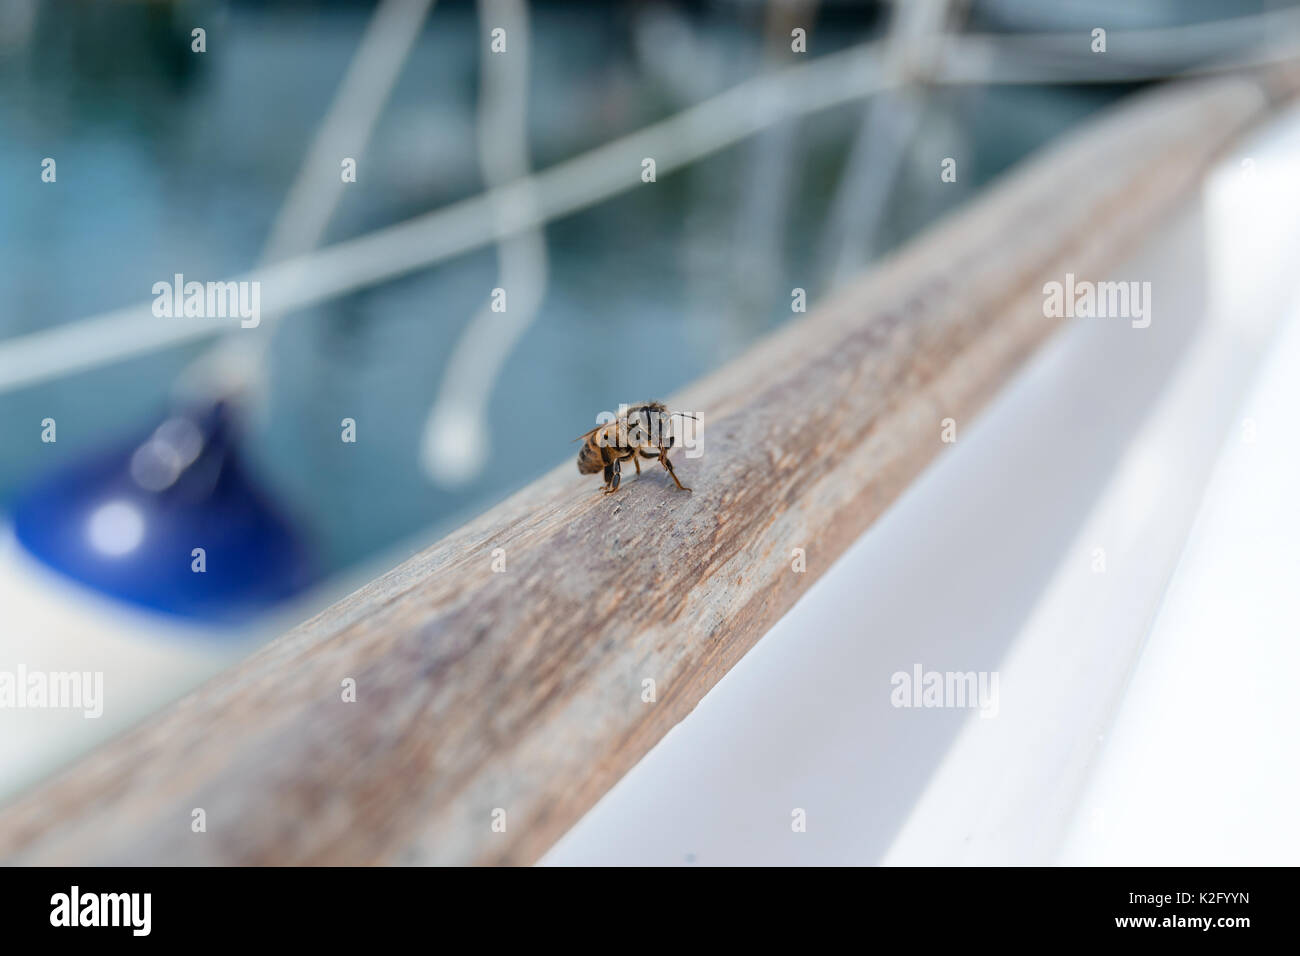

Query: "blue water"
(0, 1), (1130, 578)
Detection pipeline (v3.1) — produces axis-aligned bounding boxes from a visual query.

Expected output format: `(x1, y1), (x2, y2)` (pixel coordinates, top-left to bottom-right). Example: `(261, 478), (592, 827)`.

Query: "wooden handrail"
(3, 62), (1299, 865)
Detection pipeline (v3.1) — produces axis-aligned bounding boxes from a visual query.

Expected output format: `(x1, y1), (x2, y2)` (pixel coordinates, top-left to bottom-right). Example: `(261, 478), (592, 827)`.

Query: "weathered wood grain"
(3, 65), (1298, 865)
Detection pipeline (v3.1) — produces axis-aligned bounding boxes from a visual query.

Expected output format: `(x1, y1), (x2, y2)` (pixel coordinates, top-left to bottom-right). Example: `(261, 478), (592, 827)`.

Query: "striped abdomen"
(577, 428), (612, 474)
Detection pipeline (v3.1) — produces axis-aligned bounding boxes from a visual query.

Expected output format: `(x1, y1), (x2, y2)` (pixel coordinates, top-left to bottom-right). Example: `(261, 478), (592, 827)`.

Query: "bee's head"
(626, 401), (682, 446)
(620, 403), (650, 438)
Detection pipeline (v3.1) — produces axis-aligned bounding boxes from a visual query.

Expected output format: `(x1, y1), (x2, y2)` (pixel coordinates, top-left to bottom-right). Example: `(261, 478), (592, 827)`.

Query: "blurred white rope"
(726, 0), (820, 341)
(179, 0), (436, 403)
(817, 0), (961, 286)
(419, 0), (547, 487)
(0, 33), (892, 393)
(262, 0), (436, 264)
(3, 6), (1300, 394)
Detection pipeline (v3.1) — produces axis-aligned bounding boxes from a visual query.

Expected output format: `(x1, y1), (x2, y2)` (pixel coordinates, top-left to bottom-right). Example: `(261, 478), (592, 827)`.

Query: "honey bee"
(574, 401), (695, 495)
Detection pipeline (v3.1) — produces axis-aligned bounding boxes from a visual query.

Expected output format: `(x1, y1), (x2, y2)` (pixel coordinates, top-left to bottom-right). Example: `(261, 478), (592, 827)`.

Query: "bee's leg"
(603, 458), (622, 494)
(658, 449), (691, 492)
(599, 444), (618, 493)
(632, 451), (641, 475)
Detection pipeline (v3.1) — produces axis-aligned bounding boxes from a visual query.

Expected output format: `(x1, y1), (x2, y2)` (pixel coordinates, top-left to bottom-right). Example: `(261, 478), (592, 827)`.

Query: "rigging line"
(4, 7), (1300, 394)
(419, 0), (547, 486)
(0, 35), (891, 393)
(817, 0), (962, 288)
(179, 0), (437, 403)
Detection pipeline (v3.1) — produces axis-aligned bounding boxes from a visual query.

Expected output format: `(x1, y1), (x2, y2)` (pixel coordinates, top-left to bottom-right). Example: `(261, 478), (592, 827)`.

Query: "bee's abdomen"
(577, 438), (605, 474)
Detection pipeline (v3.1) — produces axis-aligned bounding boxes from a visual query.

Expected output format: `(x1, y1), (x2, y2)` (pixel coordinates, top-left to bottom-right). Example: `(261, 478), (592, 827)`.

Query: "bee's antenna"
(671, 412), (699, 421)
